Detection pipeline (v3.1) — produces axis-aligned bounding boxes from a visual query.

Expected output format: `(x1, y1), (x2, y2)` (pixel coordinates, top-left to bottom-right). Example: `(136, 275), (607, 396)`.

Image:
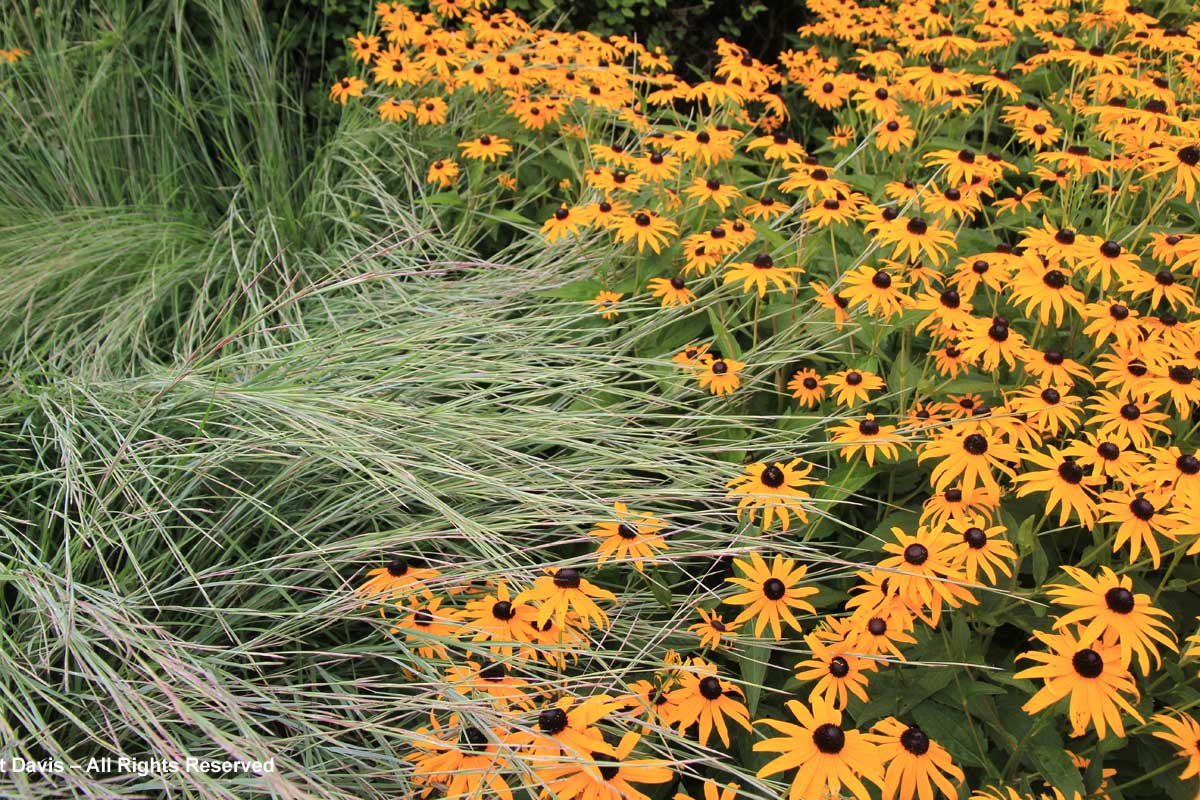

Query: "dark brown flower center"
(829, 656), (850, 677)
(761, 465), (785, 488)
(387, 557), (410, 577)
(1130, 498), (1155, 520)
(1105, 587), (1135, 613)
(859, 419), (881, 435)
(492, 601), (516, 620)
(1042, 270), (1067, 289)
(963, 527), (987, 549)
(1072, 648), (1104, 678)
(813, 723), (846, 754)
(904, 543), (929, 565)
(699, 676), (724, 700)
(900, 725), (931, 755)
(538, 707), (568, 734)
(963, 434), (988, 455)
(762, 578), (787, 600)
(1058, 460), (1084, 484)
(553, 568), (581, 589)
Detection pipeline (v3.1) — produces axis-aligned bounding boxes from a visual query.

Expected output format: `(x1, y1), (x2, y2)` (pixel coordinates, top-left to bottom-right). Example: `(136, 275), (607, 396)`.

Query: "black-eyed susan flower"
(1147, 363), (1200, 417)
(588, 501), (667, 572)
(1006, 385), (1082, 436)
(672, 342), (711, 371)
(592, 290), (623, 320)
(753, 697), (883, 800)
(541, 205), (584, 243)
(742, 195), (788, 221)
(956, 315), (1031, 371)
(810, 281), (851, 328)
(389, 595), (461, 659)
(689, 606), (739, 650)
(794, 633), (874, 709)
(921, 486), (1001, 527)
(828, 414), (907, 467)
(1142, 445), (1200, 494)
(1144, 141), (1200, 202)
(378, 96), (415, 122)
(723, 252), (802, 298)
(647, 276), (695, 307)
(1012, 446), (1104, 529)
(623, 677), (682, 731)
(683, 177), (742, 211)
(515, 694), (623, 764)
(1022, 348), (1093, 388)
(518, 568), (616, 631)
(612, 210), (678, 254)
(356, 556), (440, 603)
(668, 659), (752, 747)
(878, 525), (977, 626)
(824, 369), (885, 409)
(697, 355), (745, 396)
(876, 115), (916, 154)
(424, 158), (459, 189)
(1047, 565), (1177, 675)
(724, 552), (818, 640)
(944, 516), (1015, 586)
(1084, 390), (1170, 449)
(637, 150), (680, 182)
(918, 426), (1019, 495)
(866, 718), (965, 800)
(726, 459), (819, 532)
(1096, 487), (1180, 568)
(1015, 628), (1143, 739)
(788, 368), (826, 407)
(415, 96), (449, 124)
(840, 266), (913, 320)
(1007, 256), (1087, 325)
(330, 75), (367, 104)
(409, 719), (514, 800)
(458, 134), (513, 162)
(464, 579), (538, 657)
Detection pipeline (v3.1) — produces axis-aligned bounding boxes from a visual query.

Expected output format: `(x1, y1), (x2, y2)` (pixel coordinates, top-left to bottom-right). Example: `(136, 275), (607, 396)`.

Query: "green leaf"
(912, 702), (987, 768)
(533, 279), (603, 300)
(1028, 739), (1085, 797)
(739, 641), (770, 716)
(706, 306), (741, 360)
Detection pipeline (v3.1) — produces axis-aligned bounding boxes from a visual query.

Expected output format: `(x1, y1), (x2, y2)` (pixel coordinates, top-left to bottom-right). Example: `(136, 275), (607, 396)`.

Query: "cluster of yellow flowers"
(335, 0), (1200, 797)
